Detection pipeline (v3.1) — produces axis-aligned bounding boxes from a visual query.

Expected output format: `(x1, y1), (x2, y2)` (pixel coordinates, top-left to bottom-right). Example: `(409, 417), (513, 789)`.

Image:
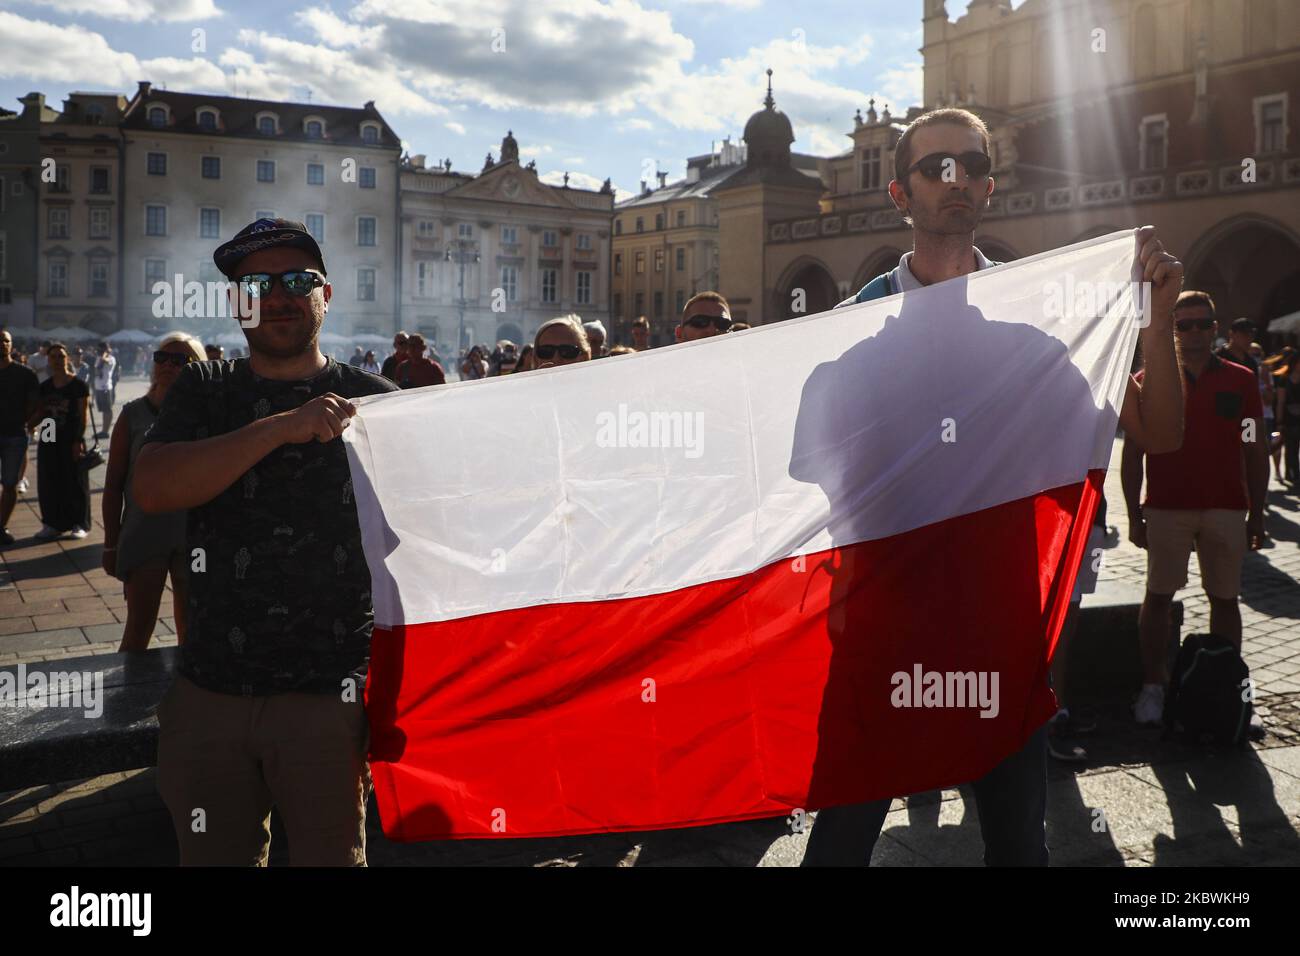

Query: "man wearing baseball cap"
(132, 217), (398, 866)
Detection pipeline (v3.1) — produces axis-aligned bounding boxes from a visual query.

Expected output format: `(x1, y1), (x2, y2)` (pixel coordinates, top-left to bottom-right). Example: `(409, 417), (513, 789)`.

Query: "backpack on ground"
(1162, 633), (1252, 746)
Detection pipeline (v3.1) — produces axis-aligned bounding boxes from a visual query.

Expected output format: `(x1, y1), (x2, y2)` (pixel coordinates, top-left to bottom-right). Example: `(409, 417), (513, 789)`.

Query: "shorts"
(94, 389), (113, 414)
(119, 548), (188, 589)
(1144, 507), (1247, 600)
(0, 434), (27, 487)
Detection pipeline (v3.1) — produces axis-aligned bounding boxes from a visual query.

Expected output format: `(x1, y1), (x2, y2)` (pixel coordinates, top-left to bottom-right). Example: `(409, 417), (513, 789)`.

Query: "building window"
(197, 109), (218, 130)
(201, 156), (221, 179)
(676, 210), (686, 227)
(49, 165), (70, 193)
(357, 217), (377, 246)
(576, 271), (592, 305)
(860, 146), (882, 190)
(458, 223), (473, 239)
(47, 207), (70, 239)
(501, 225), (517, 244)
(417, 220), (435, 238)
(148, 106), (167, 128)
(89, 261), (109, 297)
(675, 289), (685, 315)
(635, 217), (644, 233)
(654, 249), (664, 272)
(542, 229), (558, 247)
(306, 162), (325, 186)
(258, 115), (276, 136)
(416, 261), (431, 297)
(1255, 93), (1288, 154)
(634, 291), (644, 315)
(653, 291), (663, 317)
(145, 204), (167, 236)
(675, 247), (685, 272)
(256, 160), (275, 183)
(635, 251), (645, 274)
(576, 233), (591, 251)
(357, 268), (376, 301)
(306, 119), (324, 139)
(359, 167), (376, 189)
(89, 167), (110, 194)
(655, 213), (664, 230)
(500, 265), (518, 302)
(89, 206), (110, 239)
(254, 210), (275, 220)
(47, 261), (68, 297)
(306, 213), (325, 242)
(614, 220), (622, 235)
(1139, 114), (1168, 171)
(144, 258), (166, 290)
(147, 152), (167, 175)
(199, 207), (221, 239)
(362, 124), (380, 145)
(614, 253), (622, 276)
(541, 268), (558, 303)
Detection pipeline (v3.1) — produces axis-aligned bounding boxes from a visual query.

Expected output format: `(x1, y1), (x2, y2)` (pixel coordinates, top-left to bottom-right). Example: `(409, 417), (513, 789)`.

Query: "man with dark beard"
(132, 218), (398, 866)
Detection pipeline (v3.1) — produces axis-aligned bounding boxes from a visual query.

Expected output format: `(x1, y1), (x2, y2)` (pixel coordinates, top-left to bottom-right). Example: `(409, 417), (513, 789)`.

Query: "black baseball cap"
(213, 217), (327, 279)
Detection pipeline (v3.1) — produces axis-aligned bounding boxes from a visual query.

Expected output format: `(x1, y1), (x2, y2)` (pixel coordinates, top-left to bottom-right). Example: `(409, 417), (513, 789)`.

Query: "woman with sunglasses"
(102, 333), (205, 652)
(29, 342), (92, 540)
(533, 315), (592, 368)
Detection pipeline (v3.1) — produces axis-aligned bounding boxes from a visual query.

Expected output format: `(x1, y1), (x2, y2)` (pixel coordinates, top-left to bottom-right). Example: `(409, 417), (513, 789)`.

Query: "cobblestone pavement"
(2, 386), (1297, 865)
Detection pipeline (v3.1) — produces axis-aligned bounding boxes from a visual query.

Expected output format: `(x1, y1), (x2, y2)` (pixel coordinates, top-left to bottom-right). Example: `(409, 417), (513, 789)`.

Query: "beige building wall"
(400, 156), (612, 352)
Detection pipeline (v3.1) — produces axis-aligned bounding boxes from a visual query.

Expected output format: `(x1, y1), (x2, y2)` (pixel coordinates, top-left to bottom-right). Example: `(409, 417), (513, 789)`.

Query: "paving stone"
(0, 626), (90, 653)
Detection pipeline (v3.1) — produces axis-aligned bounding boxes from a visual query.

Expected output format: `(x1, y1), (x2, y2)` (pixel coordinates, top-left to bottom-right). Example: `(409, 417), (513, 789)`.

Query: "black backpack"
(1162, 633), (1252, 746)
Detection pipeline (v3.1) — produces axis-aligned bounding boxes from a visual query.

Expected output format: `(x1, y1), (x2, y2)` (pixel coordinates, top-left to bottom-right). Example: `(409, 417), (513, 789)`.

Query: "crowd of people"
(0, 104), (1297, 868)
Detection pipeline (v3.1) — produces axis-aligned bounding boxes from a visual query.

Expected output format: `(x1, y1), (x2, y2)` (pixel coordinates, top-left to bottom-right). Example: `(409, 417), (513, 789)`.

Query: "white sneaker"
(16, 478), (28, 495)
(33, 525), (60, 541)
(1134, 684), (1165, 725)
(68, 527), (88, 540)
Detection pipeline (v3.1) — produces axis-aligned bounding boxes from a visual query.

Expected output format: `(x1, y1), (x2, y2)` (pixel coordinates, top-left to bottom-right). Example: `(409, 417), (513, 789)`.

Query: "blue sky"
(0, 0), (999, 199)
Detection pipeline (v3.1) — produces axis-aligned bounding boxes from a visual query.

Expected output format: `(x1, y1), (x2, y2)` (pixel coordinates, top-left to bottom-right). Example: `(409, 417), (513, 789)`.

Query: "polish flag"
(344, 230), (1142, 840)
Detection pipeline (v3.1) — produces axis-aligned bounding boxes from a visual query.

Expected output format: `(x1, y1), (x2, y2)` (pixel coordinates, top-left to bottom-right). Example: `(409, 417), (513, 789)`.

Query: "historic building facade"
(119, 82), (401, 336)
(399, 131), (614, 352)
(745, 0), (1300, 335)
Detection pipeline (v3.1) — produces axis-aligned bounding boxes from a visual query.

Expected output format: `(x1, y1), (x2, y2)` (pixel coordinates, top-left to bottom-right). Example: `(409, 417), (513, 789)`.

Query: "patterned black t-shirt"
(144, 357), (399, 696)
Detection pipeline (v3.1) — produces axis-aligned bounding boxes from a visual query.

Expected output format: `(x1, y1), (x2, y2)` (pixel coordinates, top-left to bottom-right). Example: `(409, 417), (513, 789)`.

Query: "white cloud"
(0, 12), (224, 88)
(520, 144), (552, 157)
(540, 169), (628, 202)
(444, 121), (466, 135)
(617, 118), (654, 132)
(877, 61), (923, 113)
(20, 0), (220, 21)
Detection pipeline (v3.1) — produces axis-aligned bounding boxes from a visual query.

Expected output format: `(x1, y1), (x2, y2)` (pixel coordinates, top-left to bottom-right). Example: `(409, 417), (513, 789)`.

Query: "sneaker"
(0, 529), (13, 546)
(16, 478), (27, 495)
(1134, 684), (1165, 725)
(67, 527), (88, 540)
(33, 525), (61, 541)
(1052, 705), (1099, 736)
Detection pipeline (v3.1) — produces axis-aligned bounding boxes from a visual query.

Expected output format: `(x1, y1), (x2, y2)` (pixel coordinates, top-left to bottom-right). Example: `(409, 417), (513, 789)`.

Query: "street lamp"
(445, 238), (481, 371)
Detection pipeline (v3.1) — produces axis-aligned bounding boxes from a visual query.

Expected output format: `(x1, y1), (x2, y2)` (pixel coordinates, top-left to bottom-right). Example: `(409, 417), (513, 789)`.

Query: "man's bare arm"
(1117, 226), (1184, 455)
(132, 393), (356, 514)
(1121, 435), (1146, 549)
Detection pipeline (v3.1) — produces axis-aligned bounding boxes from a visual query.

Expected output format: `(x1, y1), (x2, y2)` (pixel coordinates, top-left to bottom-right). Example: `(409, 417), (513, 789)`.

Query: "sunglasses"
(236, 270), (325, 299)
(153, 350), (194, 367)
(685, 314), (732, 332)
(535, 344), (583, 361)
(1174, 317), (1216, 332)
(906, 150), (992, 182)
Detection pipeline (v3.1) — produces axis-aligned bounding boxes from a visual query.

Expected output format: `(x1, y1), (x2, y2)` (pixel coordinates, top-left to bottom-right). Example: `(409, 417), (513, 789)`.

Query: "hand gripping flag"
(343, 230), (1144, 840)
